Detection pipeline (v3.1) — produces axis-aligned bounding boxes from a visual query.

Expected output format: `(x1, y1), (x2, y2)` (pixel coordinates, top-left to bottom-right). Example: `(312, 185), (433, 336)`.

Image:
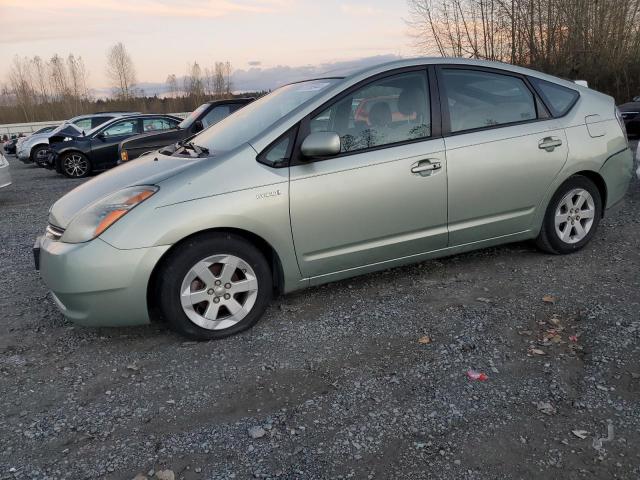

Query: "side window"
(310, 71), (431, 154)
(441, 69), (537, 133)
(529, 78), (579, 117)
(102, 120), (139, 137)
(74, 118), (92, 130)
(202, 106), (231, 128)
(258, 128), (296, 167)
(91, 116), (113, 129)
(143, 118), (175, 132)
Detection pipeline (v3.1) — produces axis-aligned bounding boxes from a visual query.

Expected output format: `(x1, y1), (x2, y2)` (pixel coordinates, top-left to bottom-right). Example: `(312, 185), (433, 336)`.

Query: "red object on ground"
(569, 335), (578, 342)
(467, 370), (489, 381)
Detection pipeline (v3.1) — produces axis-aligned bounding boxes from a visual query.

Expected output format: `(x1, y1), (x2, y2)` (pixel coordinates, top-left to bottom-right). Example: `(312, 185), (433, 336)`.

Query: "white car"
(0, 153), (11, 189)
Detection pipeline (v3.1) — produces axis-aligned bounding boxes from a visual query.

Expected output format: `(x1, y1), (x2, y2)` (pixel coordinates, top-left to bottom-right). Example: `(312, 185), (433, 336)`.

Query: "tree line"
(0, 43), (250, 124)
(407, 0), (640, 102)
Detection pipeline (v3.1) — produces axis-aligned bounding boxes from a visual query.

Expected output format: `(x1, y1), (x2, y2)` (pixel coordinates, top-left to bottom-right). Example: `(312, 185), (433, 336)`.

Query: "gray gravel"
(1, 145), (639, 480)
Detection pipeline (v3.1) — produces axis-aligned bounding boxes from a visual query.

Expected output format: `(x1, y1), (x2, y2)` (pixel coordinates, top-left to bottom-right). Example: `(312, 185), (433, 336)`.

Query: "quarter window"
(529, 78), (579, 117)
(310, 71), (431, 154)
(441, 69), (537, 133)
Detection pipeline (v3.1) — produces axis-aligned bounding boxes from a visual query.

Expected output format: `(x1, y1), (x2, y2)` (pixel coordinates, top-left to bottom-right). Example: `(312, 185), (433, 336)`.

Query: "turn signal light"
(120, 150), (129, 162)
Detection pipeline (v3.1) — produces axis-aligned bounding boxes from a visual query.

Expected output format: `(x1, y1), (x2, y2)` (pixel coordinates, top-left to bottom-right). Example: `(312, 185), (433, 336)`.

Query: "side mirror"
(95, 132), (105, 140)
(193, 120), (204, 133)
(300, 132), (341, 158)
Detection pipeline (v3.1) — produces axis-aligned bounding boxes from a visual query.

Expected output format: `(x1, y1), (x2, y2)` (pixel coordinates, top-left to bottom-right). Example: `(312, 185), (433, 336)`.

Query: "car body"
(0, 152), (11, 189)
(36, 57), (633, 339)
(46, 114), (182, 177)
(118, 99), (254, 164)
(17, 113), (135, 164)
(15, 125), (56, 153)
(619, 98), (640, 137)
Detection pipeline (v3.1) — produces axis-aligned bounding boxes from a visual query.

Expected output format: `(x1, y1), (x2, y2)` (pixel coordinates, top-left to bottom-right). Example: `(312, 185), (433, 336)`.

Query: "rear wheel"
(536, 176), (602, 254)
(155, 233), (272, 340)
(61, 152), (91, 178)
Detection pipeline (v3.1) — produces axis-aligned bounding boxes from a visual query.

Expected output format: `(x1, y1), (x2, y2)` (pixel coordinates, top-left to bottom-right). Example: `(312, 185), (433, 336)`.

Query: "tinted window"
(143, 118), (176, 132)
(442, 69), (537, 133)
(202, 106), (231, 128)
(530, 78), (579, 117)
(102, 120), (139, 137)
(90, 116), (114, 129)
(74, 118), (92, 130)
(310, 71), (430, 153)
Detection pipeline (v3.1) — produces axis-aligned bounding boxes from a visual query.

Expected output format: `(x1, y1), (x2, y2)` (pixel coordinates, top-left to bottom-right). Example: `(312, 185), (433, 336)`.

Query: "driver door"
(91, 119), (141, 168)
(288, 68), (448, 280)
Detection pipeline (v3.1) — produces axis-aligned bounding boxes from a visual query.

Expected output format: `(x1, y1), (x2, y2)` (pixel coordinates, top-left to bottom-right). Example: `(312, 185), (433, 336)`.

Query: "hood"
(48, 153), (203, 228)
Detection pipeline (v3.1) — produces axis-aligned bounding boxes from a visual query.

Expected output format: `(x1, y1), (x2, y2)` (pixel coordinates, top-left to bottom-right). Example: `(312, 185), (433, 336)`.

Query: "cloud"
(248, 61), (262, 66)
(93, 54), (404, 97)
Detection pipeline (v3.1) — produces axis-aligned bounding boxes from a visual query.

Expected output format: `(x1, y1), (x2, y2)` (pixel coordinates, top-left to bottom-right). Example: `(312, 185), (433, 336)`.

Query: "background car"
(48, 114), (182, 178)
(17, 112), (136, 165)
(15, 125), (56, 154)
(118, 98), (253, 164)
(618, 96), (640, 137)
(3, 135), (21, 154)
(0, 152), (11, 189)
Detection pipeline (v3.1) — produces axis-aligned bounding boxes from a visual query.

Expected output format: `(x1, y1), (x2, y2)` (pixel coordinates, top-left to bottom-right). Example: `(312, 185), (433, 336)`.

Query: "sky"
(0, 0), (414, 93)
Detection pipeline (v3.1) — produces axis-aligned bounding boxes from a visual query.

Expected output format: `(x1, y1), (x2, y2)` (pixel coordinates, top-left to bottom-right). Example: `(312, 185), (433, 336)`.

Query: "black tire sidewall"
(32, 146), (48, 166)
(543, 176), (602, 254)
(156, 233), (273, 340)
(61, 152), (91, 178)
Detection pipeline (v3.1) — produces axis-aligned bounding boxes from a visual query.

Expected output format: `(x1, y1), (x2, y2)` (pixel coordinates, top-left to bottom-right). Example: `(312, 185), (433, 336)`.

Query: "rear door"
(438, 67), (569, 245)
(288, 68), (448, 279)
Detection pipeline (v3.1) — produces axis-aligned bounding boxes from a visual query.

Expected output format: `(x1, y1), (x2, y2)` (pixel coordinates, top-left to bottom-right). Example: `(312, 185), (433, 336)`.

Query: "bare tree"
(224, 61), (233, 95)
(214, 62), (226, 97)
(407, 0), (640, 101)
(184, 62), (205, 102)
(8, 56), (36, 121)
(106, 42), (137, 100)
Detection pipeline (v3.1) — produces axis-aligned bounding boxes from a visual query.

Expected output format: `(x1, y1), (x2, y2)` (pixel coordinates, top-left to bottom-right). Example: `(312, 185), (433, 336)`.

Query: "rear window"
(530, 78), (579, 117)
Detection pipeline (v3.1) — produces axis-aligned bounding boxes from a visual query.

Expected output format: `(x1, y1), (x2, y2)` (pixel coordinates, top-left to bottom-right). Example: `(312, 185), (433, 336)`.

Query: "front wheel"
(155, 233), (273, 340)
(536, 176), (602, 254)
(31, 145), (49, 167)
(60, 152), (91, 178)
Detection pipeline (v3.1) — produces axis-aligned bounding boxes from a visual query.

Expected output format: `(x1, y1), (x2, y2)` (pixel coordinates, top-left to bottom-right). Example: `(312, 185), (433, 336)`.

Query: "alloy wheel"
(180, 254), (259, 330)
(554, 188), (596, 244)
(63, 154), (89, 177)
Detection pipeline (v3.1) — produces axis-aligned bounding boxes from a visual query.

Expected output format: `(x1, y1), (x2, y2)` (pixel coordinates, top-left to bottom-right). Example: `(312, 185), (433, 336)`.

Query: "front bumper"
(37, 235), (170, 327)
(16, 148), (30, 162)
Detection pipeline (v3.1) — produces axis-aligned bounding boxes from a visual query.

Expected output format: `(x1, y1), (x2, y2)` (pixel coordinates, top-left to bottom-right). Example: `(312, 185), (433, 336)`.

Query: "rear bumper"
(38, 236), (170, 327)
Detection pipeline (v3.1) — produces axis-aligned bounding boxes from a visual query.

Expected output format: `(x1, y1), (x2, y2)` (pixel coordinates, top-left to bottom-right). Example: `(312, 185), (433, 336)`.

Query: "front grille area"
(45, 224), (64, 241)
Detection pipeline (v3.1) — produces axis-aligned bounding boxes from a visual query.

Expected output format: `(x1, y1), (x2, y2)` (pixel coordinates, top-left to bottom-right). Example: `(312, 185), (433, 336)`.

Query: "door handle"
(538, 137), (563, 152)
(411, 160), (442, 176)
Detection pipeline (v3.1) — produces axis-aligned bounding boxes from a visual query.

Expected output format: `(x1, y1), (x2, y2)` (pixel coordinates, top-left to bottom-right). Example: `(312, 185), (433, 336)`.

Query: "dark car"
(118, 98), (254, 164)
(618, 96), (640, 137)
(46, 114), (182, 178)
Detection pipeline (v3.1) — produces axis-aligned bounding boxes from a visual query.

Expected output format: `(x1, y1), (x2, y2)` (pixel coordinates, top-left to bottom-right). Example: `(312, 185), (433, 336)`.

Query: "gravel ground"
(0, 144), (639, 480)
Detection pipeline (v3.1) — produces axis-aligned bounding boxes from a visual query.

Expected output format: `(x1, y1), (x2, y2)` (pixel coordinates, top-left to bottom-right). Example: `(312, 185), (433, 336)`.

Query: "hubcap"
(554, 188), (596, 244)
(180, 254), (258, 330)
(63, 154), (88, 177)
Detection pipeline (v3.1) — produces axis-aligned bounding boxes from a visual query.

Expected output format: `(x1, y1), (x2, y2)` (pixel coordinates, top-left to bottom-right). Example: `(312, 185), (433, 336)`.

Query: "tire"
(536, 175), (602, 254)
(60, 152), (92, 178)
(31, 145), (49, 167)
(155, 233), (273, 340)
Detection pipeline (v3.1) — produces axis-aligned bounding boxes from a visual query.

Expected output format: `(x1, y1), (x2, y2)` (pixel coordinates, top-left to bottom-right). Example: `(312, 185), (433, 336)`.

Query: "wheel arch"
(573, 170), (607, 216)
(146, 227), (285, 323)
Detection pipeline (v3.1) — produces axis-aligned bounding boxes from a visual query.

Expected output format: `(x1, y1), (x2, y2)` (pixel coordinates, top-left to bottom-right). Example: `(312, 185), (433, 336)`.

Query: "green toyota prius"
(34, 58), (634, 340)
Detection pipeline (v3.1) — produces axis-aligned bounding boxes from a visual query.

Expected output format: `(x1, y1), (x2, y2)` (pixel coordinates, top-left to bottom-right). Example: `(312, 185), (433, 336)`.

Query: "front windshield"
(178, 103), (209, 129)
(194, 79), (340, 153)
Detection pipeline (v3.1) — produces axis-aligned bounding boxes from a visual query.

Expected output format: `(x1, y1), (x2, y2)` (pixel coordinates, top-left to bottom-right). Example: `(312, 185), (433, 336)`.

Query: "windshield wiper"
(183, 141), (209, 156)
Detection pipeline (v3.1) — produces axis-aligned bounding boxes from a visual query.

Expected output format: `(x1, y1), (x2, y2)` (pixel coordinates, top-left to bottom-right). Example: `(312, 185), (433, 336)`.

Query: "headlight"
(63, 137), (73, 142)
(61, 185), (158, 243)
